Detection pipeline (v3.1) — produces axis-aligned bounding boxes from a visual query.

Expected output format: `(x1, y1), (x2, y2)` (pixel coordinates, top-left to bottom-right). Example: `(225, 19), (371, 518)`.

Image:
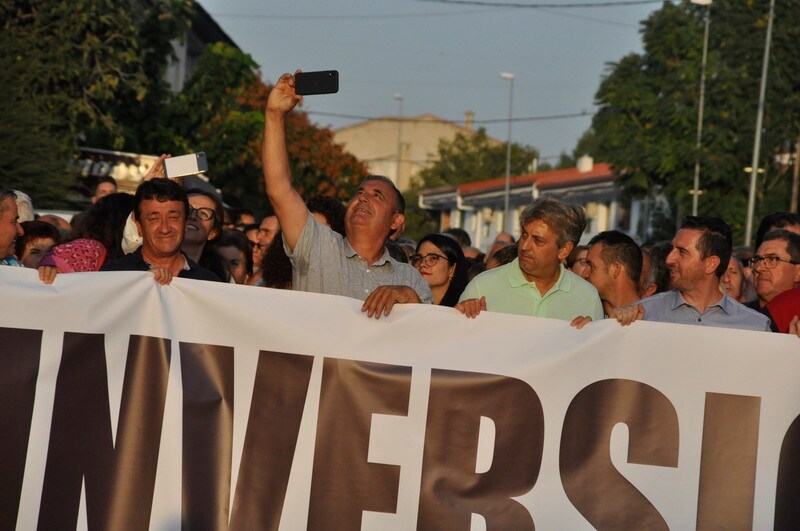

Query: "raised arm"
(263, 72), (310, 251)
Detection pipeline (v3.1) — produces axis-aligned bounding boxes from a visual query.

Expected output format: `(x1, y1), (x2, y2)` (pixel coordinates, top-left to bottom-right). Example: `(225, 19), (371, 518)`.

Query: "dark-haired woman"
(410, 233), (469, 307)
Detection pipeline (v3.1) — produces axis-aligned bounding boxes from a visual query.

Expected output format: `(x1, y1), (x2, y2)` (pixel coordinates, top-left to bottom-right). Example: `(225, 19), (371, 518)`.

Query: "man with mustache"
(262, 72), (432, 318)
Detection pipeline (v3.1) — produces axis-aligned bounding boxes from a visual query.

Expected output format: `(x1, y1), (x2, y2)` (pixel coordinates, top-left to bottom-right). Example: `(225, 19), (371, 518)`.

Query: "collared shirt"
(459, 258), (604, 321)
(638, 289), (771, 331)
(0, 256), (23, 267)
(286, 213), (433, 303)
(100, 248), (221, 282)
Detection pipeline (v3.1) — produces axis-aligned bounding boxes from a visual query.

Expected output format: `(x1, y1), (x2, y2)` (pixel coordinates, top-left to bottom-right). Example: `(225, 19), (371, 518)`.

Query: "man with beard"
(262, 71), (431, 317)
(613, 217), (769, 331)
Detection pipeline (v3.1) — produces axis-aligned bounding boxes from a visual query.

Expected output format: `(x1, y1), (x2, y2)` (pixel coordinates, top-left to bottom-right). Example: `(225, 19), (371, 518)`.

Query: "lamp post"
(500, 72), (514, 233)
(744, 0), (776, 245)
(394, 93), (403, 188)
(690, 0), (712, 216)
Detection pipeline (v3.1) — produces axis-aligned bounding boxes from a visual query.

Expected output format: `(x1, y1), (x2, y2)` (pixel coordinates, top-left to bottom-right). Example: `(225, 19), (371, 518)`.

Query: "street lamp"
(394, 94), (403, 188)
(500, 72), (514, 233)
(690, 0), (712, 216)
(744, 0), (776, 245)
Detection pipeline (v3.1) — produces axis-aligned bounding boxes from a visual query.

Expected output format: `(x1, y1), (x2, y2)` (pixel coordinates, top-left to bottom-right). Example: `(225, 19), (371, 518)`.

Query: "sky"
(198, 0), (663, 163)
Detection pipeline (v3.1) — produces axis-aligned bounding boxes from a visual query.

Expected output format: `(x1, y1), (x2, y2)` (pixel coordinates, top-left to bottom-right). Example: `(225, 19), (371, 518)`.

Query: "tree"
(414, 128), (539, 189)
(2, 0), (150, 150)
(0, 32), (72, 207)
(0, 0), (192, 206)
(2, 1), (365, 211)
(591, 0), (800, 239)
(402, 128), (539, 239)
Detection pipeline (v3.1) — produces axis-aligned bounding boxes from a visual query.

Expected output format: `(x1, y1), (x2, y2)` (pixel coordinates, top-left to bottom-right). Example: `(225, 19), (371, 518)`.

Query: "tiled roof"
(457, 163), (615, 196)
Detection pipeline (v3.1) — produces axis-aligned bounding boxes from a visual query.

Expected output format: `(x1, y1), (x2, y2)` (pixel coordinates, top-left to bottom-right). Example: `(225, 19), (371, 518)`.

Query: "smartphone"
(164, 152), (208, 178)
(295, 70), (339, 96)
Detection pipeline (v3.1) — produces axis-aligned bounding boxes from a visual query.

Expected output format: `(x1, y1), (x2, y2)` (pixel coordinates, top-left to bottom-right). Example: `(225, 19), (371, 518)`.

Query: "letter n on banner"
(38, 333), (171, 530)
(417, 369), (544, 530)
(559, 379), (678, 530)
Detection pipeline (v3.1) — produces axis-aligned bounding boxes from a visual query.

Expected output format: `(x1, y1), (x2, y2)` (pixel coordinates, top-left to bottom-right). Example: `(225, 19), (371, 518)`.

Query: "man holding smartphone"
(262, 71), (431, 317)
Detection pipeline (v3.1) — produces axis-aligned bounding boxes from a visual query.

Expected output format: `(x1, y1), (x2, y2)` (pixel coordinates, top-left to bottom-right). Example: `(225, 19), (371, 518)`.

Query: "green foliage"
(405, 128), (539, 239)
(2, 0), (149, 150)
(1, 1), (368, 212)
(0, 0), (191, 207)
(591, 0), (800, 240)
(115, 0), (195, 153)
(0, 32), (73, 207)
(414, 128), (539, 189)
(402, 191), (439, 241)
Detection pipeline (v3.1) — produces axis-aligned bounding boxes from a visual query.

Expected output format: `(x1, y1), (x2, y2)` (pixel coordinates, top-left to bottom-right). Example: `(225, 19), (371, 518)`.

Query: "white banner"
(1, 266), (799, 530)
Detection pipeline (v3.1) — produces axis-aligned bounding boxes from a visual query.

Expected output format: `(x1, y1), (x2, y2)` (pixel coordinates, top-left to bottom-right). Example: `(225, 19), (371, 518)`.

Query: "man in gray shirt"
(613, 216), (770, 332)
(262, 71), (432, 318)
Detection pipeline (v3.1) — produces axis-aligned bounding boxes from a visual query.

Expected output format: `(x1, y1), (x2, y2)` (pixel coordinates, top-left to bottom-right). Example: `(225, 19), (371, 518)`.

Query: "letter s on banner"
(559, 379), (678, 530)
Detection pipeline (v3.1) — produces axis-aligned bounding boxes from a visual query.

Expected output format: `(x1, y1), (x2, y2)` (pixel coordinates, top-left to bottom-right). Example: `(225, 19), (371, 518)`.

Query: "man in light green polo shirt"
(456, 196), (603, 325)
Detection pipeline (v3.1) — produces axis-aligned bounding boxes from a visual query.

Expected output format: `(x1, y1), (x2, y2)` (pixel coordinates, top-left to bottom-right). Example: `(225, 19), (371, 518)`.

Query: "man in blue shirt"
(613, 217), (770, 331)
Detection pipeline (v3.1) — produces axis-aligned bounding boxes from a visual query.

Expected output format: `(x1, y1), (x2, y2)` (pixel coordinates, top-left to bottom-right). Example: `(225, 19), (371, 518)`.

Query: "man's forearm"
(263, 110), (294, 202)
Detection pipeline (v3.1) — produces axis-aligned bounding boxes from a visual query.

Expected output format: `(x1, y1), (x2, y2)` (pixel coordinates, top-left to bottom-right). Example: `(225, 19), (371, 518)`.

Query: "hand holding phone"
(164, 152), (208, 179)
(295, 70), (339, 96)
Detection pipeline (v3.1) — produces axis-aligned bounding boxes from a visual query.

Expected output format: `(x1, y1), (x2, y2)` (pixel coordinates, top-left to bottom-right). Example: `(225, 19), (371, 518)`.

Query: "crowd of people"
(1, 70), (799, 339)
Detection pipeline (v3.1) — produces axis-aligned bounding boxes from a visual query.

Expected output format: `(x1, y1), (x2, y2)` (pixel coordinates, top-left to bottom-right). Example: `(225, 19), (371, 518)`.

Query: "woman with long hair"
(410, 233), (469, 307)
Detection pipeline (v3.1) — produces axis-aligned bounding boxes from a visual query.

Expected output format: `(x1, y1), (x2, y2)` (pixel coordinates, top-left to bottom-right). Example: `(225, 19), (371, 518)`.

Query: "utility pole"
(791, 135), (800, 214)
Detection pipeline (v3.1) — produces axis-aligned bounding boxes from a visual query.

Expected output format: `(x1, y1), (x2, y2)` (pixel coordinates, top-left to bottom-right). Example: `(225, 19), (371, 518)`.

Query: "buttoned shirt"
(638, 289), (771, 331)
(459, 258), (604, 321)
(286, 213), (433, 303)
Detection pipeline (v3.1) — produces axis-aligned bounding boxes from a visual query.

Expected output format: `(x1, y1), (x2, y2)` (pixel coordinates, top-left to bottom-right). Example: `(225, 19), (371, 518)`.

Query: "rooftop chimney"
(464, 111), (474, 131)
(577, 154), (594, 173)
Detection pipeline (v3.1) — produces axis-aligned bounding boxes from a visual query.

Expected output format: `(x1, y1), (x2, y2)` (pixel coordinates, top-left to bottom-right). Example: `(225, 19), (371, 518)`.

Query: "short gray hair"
(14, 190), (34, 222)
(519, 196), (586, 248)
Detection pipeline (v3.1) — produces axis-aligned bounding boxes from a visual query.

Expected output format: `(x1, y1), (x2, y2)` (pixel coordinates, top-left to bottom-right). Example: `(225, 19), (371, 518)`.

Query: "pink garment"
(39, 239), (107, 273)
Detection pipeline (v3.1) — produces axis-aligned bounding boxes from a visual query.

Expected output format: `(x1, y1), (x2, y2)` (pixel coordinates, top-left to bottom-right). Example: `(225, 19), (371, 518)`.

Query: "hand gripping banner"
(1, 267), (799, 530)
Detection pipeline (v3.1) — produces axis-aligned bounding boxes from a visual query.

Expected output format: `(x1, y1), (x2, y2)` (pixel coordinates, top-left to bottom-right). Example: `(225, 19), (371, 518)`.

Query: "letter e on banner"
(417, 369), (544, 530)
(308, 358), (412, 530)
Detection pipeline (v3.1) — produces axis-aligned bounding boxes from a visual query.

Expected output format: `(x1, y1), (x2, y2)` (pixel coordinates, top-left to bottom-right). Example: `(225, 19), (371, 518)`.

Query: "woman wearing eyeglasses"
(410, 233), (469, 307)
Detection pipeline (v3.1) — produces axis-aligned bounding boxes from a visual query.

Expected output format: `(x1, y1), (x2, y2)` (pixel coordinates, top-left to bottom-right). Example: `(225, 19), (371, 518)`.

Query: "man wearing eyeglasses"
(613, 217), (770, 331)
(101, 179), (221, 284)
(743, 229), (800, 330)
(262, 72), (432, 317)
